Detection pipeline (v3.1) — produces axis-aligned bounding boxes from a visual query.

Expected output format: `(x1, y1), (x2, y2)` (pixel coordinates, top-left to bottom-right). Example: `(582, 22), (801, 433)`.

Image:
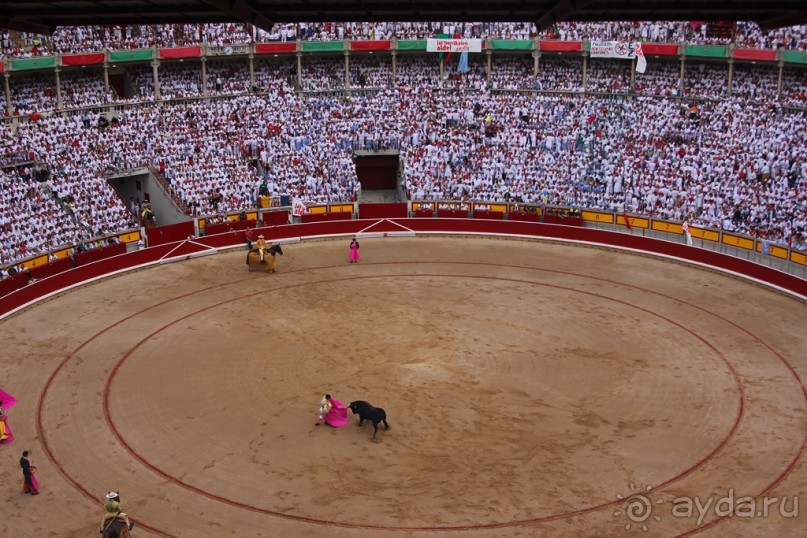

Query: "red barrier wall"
(204, 220), (253, 236)
(351, 40), (391, 51)
(146, 221), (195, 246)
(30, 256), (73, 280)
(508, 211), (539, 222)
(301, 212), (353, 223)
(473, 210), (504, 220)
(74, 242), (127, 266)
(642, 44), (678, 56)
(0, 272), (28, 297)
(262, 211), (290, 226)
(255, 43), (296, 54)
(541, 41), (582, 52)
(2, 219), (805, 317)
(414, 208), (435, 218)
(62, 53), (104, 65)
(543, 214), (583, 226)
(437, 209), (468, 218)
(159, 46), (201, 59)
(358, 203), (408, 219)
(733, 48), (776, 61)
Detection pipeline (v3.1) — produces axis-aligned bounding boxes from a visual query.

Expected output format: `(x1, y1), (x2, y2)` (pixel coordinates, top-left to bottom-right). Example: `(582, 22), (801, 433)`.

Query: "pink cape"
(0, 389), (15, 444)
(325, 398), (349, 427)
(0, 389), (17, 409)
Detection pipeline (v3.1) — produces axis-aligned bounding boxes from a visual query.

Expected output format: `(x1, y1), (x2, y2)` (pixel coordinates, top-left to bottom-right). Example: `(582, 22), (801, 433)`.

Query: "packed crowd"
(6, 51), (802, 117)
(2, 59), (806, 269)
(0, 166), (85, 266)
(3, 20), (807, 59)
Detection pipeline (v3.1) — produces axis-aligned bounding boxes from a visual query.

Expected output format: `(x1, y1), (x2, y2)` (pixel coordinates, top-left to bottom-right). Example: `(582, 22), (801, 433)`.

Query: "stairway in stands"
(148, 166), (190, 216)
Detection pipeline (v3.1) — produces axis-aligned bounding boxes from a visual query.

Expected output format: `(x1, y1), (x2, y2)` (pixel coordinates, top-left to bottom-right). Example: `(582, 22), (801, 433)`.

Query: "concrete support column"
(777, 59), (784, 100)
(630, 58), (636, 90)
(532, 50), (541, 77)
(55, 67), (62, 110)
(679, 55), (686, 96)
(391, 50), (397, 85)
(296, 51), (302, 89)
(582, 55), (588, 90)
(103, 61), (110, 96)
(248, 53), (255, 91)
(727, 58), (734, 97)
(151, 59), (160, 100)
(344, 50), (350, 89)
(486, 49), (492, 82)
(201, 56), (208, 97)
(3, 73), (11, 115)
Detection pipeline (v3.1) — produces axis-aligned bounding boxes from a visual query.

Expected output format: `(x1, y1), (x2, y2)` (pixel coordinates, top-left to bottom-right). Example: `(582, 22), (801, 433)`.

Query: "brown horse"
(246, 244), (283, 272)
(101, 517), (131, 538)
(141, 208), (156, 229)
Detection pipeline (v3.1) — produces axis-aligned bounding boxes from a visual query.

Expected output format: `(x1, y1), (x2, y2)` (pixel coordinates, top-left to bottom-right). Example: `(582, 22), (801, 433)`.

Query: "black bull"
(348, 401), (390, 439)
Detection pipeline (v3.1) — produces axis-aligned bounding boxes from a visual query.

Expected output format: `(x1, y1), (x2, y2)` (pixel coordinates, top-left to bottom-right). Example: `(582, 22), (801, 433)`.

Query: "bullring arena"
(1, 223), (805, 537)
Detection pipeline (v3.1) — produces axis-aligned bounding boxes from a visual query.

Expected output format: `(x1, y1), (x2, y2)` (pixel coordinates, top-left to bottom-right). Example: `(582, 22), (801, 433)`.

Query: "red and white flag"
(623, 209), (633, 230)
(634, 42), (647, 74)
(682, 221), (693, 246)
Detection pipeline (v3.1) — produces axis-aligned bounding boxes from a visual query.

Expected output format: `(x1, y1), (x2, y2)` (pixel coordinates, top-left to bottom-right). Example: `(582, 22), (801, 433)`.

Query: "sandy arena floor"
(0, 236), (805, 537)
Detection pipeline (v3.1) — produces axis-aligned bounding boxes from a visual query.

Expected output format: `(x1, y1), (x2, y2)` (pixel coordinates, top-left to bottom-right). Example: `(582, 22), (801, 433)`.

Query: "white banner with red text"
(426, 39), (483, 53)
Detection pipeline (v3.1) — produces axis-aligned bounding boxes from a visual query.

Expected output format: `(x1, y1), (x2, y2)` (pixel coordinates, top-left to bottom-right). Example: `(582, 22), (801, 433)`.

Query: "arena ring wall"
(0, 219), (805, 537)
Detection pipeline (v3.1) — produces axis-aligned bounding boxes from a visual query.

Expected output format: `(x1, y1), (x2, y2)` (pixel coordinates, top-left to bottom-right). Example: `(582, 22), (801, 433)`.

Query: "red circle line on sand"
(103, 272), (745, 532)
(35, 272), (261, 538)
(36, 258), (806, 535)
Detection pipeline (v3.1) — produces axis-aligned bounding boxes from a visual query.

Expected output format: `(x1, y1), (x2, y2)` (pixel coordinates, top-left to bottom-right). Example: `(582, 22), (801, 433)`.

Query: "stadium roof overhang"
(1, 0), (805, 35)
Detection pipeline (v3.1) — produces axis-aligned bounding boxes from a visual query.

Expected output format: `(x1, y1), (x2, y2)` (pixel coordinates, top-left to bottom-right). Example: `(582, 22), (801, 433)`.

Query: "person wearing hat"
(254, 234), (268, 263)
(101, 491), (134, 532)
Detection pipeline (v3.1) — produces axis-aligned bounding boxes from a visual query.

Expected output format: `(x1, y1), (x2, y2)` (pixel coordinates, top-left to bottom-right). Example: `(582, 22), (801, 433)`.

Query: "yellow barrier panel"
(616, 215), (649, 229)
(119, 231), (141, 243)
(329, 204), (353, 213)
(755, 242), (789, 259)
(246, 212), (258, 221)
(22, 255), (49, 269)
(412, 202), (434, 211)
(651, 220), (684, 234)
(308, 205), (327, 214)
(582, 211), (614, 224)
(722, 233), (754, 250)
(198, 219), (206, 230)
(53, 247), (72, 259)
(259, 196), (272, 208)
(791, 251), (807, 267)
(689, 227), (719, 241)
